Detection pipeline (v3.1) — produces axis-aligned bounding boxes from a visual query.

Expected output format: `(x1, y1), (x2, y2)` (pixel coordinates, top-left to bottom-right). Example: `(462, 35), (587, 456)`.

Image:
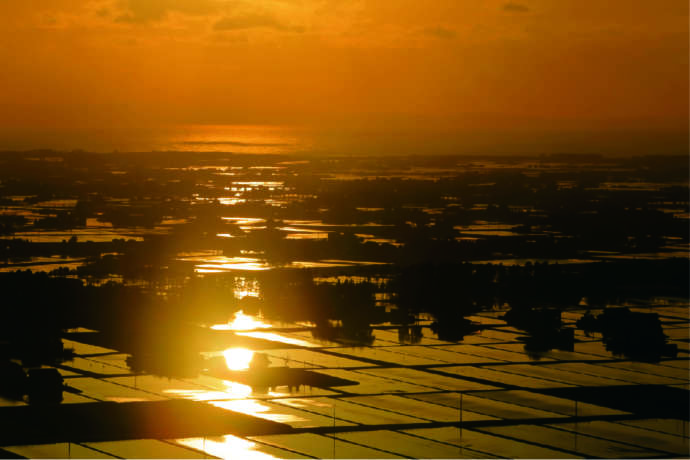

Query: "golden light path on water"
(209, 399), (307, 424)
(164, 309), (324, 442)
(176, 434), (279, 460)
(164, 380), (252, 401)
(195, 257), (270, 273)
(235, 331), (317, 348)
(212, 310), (319, 348)
(221, 217), (266, 225)
(167, 312), (310, 459)
(212, 310), (318, 350)
(211, 311), (269, 369)
(234, 288), (260, 299)
(211, 310), (272, 331)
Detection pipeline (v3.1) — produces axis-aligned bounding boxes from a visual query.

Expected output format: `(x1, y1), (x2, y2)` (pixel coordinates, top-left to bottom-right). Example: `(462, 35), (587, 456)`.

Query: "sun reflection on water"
(195, 257), (270, 272)
(223, 347), (254, 371)
(218, 197), (247, 206)
(209, 399), (307, 424)
(164, 380), (252, 401)
(221, 217), (266, 225)
(235, 331), (317, 348)
(176, 434), (279, 460)
(211, 310), (272, 331)
(233, 277), (261, 300)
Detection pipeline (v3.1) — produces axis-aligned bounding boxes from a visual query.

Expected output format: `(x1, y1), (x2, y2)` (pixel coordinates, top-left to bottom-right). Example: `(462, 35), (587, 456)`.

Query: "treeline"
(1, 258), (686, 354)
(393, 259), (689, 317)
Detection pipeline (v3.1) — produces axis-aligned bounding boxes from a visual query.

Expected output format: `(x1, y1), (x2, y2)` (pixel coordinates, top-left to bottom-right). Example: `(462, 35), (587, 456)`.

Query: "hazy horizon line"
(1, 148), (688, 159)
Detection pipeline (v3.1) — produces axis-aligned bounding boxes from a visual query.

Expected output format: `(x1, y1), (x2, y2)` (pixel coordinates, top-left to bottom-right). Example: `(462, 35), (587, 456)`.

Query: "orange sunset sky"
(0, 0), (687, 154)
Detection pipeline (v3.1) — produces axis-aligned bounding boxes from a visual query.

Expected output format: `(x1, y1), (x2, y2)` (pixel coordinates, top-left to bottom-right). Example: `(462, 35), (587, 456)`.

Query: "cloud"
(503, 2), (530, 13)
(116, 0), (223, 23)
(214, 13), (303, 32)
(422, 26), (457, 40)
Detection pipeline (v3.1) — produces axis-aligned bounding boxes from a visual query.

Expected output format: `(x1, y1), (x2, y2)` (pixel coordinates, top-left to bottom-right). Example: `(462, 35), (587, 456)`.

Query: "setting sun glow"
(0, 0), (686, 458)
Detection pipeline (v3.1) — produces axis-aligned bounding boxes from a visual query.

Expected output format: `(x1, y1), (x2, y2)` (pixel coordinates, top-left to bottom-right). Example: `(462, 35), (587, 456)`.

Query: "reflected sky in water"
(210, 310), (318, 347)
(221, 217), (266, 225)
(164, 380), (252, 401)
(176, 434), (280, 460)
(190, 257), (270, 272)
(209, 400), (307, 424)
(212, 311), (272, 331)
(235, 331), (317, 348)
(233, 278), (262, 300)
(177, 249), (388, 273)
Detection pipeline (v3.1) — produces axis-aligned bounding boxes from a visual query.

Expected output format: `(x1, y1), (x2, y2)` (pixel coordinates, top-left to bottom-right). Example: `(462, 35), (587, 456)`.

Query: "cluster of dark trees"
(577, 308), (678, 360)
(0, 151), (687, 379)
(1, 152), (687, 276)
(0, 256), (686, 381)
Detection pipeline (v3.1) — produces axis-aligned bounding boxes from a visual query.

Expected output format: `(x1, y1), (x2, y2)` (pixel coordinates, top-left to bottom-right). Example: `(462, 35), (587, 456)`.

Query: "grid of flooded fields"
(1, 153), (688, 277)
(2, 301), (688, 459)
(0, 152), (688, 458)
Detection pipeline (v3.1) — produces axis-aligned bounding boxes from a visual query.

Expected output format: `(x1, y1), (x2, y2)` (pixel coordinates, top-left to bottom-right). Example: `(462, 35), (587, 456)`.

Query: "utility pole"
(459, 392), (464, 457)
(459, 392), (463, 434)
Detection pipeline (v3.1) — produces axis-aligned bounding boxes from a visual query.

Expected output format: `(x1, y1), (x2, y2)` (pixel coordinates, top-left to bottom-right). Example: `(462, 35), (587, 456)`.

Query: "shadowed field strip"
(0, 400), (292, 446)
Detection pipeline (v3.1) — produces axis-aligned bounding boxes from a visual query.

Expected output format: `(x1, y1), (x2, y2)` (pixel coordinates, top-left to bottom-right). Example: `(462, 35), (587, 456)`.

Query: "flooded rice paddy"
(2, 302), (688, 459)
(0, 152), (687, 458)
